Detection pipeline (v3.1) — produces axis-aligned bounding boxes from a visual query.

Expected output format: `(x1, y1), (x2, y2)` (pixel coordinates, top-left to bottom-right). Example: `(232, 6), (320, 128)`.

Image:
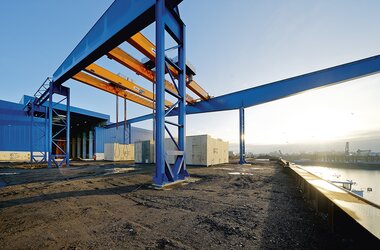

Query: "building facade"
(0, 96), (152, 162)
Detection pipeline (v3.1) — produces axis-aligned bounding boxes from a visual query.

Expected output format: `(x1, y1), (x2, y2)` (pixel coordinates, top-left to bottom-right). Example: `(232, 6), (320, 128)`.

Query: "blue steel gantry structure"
(27, 0), (380, 186)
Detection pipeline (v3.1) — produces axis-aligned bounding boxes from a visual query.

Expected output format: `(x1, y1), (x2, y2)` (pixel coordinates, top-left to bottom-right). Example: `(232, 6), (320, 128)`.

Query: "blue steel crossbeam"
(127, 54), (380, 122)
(186, 54), (380, 114)
(52, 0), (181, 87)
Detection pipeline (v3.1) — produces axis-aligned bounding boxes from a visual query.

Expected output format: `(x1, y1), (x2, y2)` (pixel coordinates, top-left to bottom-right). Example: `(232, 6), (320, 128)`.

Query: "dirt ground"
(0, 161), (364, 249)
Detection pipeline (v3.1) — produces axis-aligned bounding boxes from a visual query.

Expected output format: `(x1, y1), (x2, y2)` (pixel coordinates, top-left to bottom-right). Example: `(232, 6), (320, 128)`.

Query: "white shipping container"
(186, 135), (229, 166)
(134, 140), (154, 163)
(135, 135), (229, 166)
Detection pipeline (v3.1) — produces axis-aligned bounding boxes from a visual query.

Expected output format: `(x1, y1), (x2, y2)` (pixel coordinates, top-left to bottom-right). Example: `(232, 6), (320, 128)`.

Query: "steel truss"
(47, 82), (70, 168)
(153, 0), (189, 186)
(27, 77), (50, 165)
(29, 102), (48, 164)
(28, 79), (70, 168)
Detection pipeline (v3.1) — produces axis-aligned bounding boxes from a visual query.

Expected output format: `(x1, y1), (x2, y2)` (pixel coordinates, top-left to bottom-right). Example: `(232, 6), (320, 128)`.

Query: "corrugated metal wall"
(1, 98), (152, 156)
(131, 127), (153, 143)
(95, 125), (152, 154)
(0, 100), (45, 152)
(103, 125), (129, 144)
(95, 127), (105, 153)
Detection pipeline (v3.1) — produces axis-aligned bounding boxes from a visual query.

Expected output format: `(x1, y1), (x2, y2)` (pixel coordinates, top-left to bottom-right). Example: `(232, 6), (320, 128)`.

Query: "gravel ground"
(0, 161), (366, 249)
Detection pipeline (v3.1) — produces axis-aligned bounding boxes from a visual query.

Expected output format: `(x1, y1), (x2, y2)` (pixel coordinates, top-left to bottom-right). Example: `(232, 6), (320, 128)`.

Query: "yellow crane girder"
(84, 63), (172, 107)
(107, 47), (195, 104)
(72, 72), (155, 109)
(128, 32), (210, 101)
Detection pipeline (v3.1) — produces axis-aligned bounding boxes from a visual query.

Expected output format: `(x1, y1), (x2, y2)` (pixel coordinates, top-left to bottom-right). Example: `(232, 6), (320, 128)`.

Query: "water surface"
(300, 164), (380, 206)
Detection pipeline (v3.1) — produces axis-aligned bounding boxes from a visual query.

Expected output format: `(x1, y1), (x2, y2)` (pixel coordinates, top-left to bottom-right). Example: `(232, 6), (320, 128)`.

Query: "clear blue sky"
(1, 1), (380, 153)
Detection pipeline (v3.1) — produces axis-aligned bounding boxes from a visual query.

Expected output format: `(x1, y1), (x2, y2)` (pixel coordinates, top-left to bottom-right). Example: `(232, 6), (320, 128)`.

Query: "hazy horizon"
(228, 131), (380, 154)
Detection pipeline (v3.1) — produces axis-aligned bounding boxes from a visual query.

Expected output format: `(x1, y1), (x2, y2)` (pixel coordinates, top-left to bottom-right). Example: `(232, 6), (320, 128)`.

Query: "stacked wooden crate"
(104, 143), (134, 161)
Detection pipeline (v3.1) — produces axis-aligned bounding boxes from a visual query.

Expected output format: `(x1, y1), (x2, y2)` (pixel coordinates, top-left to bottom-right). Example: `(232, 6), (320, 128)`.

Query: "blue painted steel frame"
(52, 0), (182, 86)
(66, 89), (70, 167)
(48, 84), (53, 167)
(29, 104), (48, 163)
(30, 0), (380, 183)
(47, 82), (70, 168)
(186, 54), (380, 114)
(34, 0), (182, 107)
(30, 0), (184, 175)
(153, 0), (188, 186)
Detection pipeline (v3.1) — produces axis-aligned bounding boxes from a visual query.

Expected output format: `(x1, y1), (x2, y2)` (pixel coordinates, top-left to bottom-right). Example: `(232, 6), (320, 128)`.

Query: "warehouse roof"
(19, 95), (110, 121)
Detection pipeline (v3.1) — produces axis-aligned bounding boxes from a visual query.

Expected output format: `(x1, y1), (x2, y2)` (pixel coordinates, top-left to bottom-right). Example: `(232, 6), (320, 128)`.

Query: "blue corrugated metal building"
(0, 95), (152, 161)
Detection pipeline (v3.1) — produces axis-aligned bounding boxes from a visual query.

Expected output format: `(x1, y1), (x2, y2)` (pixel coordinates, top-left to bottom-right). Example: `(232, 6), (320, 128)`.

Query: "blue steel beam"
(66, 88), (70, 166)
(126, 54), (380, 123)
(127, 114), (153, 124)
(52, 0), (182, 87)
(164, 6), (183, 44)
(186, 54), (380, 114)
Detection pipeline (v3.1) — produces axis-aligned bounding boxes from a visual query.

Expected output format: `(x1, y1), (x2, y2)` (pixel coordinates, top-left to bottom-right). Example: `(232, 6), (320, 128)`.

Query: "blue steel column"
(48, 83), (53, 168)
(45, 107), (49, 161)
(45, 106), (48, 162)
(239, 107), (246, 164)
(153, 0), (166, 185)
(30, 105), (34, 163)
(178, 22), (188, 178)
(66, 88), (70, 166)
(128, 123), (132, 144)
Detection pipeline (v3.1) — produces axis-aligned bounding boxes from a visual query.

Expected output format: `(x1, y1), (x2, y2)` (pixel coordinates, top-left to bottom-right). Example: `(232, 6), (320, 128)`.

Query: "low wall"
(286, 161), (380, 242)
